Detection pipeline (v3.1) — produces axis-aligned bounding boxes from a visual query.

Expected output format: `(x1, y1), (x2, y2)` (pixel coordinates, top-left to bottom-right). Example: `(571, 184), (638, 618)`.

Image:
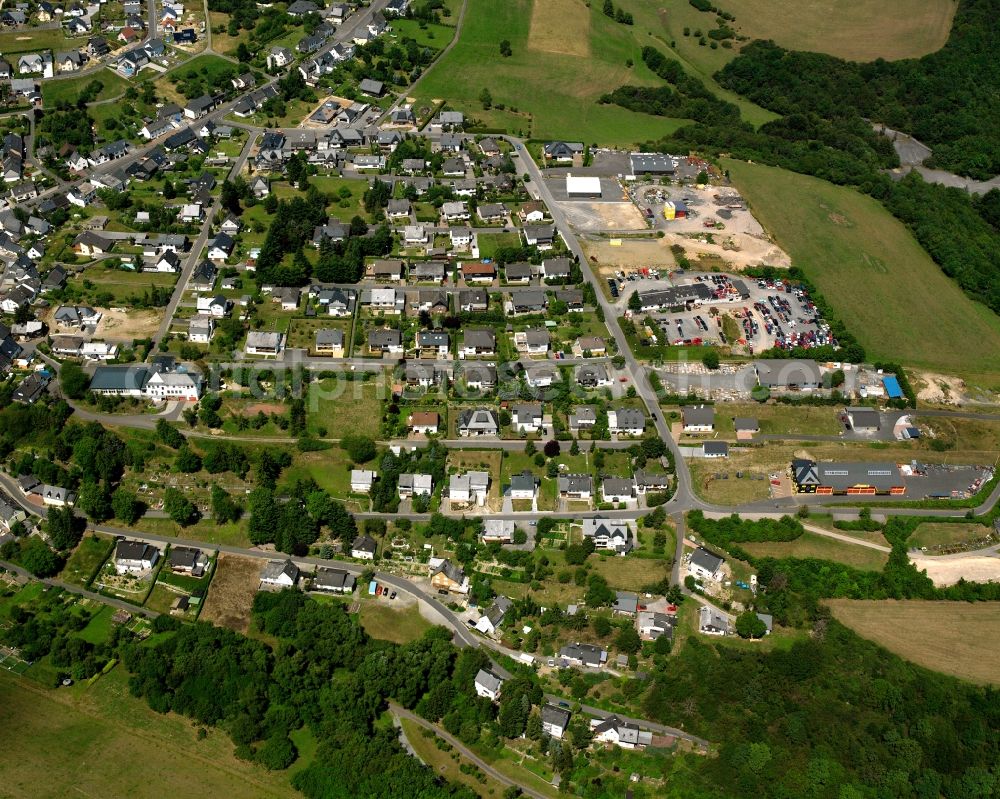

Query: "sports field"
(726, 159), (1000, 378)
(415, 0), (688, 145)
(0, 671), (298, 798)
(711, 0), (955, 61)
(827, 599), (1000, 685)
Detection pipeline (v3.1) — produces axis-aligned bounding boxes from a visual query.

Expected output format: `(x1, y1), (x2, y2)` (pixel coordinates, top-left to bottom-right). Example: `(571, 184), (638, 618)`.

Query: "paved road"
(152, 131), (258, 348)
(389, 703), (554, 799)
(0, 559), (160, 618)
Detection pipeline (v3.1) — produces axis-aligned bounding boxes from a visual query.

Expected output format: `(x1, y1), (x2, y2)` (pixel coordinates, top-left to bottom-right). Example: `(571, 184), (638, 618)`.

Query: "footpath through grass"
(726, 159), (1000, 380)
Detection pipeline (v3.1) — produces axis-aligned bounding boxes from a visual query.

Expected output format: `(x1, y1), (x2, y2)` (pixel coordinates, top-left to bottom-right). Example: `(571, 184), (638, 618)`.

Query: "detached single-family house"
(351, 534), (378, 560)
(474, 669), (504, 701)
(456, 408), (499, 437)
(313, 567), (356, 594)
(608, 407), (646, 436)
(542, 704), (571, 739)
(682, 405), (715, 433)
(582, 518), (632, 554)
(398, 473), (433, 499)
(461, 328), (495, 357)
(559, 641), (607, 668)
(114, 540), (160, 575)
(430, 558), (468, 594)
(590, 716), (653, 750)
(407, 411), (440, 435)
(512, 402), (543, 433)
(688, 547), (725, 582)
(699, 605), (730, 636)
(260, 559), (300, 588)
(481, 520), (514, 544)
(245, 331), (284, 357)
(169, 546), (208, 576)
(449, 471), (490, 505)
(350, 470), (377, 493)
(557, 473), (593, 500)
(601, 477), (636, 504)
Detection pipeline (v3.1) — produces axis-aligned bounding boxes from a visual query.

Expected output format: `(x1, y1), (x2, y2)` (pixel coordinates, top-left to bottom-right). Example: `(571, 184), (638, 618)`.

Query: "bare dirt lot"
(200, 554), (261, 633)
(96, 308), (164, 340)
(913, 371), (973, 405)
(583, 237), (677, 274)
(560, 202), (647, 231)
(909, 552), (1000, 588)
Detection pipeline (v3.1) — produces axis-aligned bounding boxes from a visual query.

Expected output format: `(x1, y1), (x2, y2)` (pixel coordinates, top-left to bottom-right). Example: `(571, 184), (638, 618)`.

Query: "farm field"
(0, 671), (298, 799)
(414, 0), (689, 146)
(726, 159), (1000, 379)
(741, 531), (889, 571)
(710, 0), (955, 61)
(827, 599), (1000, 685)
(42, 68), (130, 106)
(200, 553), (261, 633)
(358, 599), (433, 644)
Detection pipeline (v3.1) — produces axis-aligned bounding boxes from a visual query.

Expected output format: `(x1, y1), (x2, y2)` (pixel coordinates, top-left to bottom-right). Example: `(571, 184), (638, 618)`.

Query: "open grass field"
(0, 670), (298, 798)
(80, 267), (177, 302)
(60, 534), (114, 586)
(590, 553), (671, 589)
(359, 599), (433, 644)
(827, 599), (1000, 685)
(907, 521), (993, 549)
(200, 553), (260, 633)
(741, 531), (889, 570)
(712, 402), (841, 437)
(127, 516), (252, 547)
(711, 0), (955, 62)
(726, 160), (1000, 379)
(307, 377), (385, 438)
(414, 0), (689, 146)
(400, 719), (510, 798)
(42, 68), (130, 106)
(0, 27), (87, 54)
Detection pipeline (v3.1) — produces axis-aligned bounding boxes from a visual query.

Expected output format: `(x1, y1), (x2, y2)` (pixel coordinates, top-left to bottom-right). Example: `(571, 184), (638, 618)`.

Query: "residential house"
(559, 642), (606, 668)
(513, 328), (549, 354)
(245, 331), (284, 357)
(590, 717), (653, 750)
(558, 473), (593, 501)
(613, 591), (639, 616)
(430, 558), (468, 594)
(313, 567), (356, 593)
(461, 263), (494, 284)
(460, 328), (495, 357)
(703, 441), (729, 458)
(260, 559), (300, 588)
(350, 469), (377, 493)
(397, 473), (433, 499)
(512, 402), (543, 433)
(168, 546), (208, 576)
(449, 227), (473, 249)
(699, 605), (730, 636)
(474, 669), (504, 701)
(351, 534), (378, 560)
(481, 520), (514, 545)
(608, 407), (646, 436)
(448, 471), (490, 504)
(601, 476), (636, 505)
(638, 611), (677, 641)
(441, 201), (469, 222)
(541, 257), (572, 282)
(508, 290), (547, 315)
(576, 363), (611, 387)
(368, 328), (403, 355)
(681, 405), (714, 433)
(188, 315), (214, 343)
(522, 224), (555, 249)
(114, 540), (160, 574)
(688, 547), (725, 582)
(582, 518), (633, 554)
(314, 328), (344, 356)
(541, 704), (571, 739)
(504, 262), (533, 285)
(457, 288), (489, 311)
(407, 411), (440, 435)
(734, 417), (759, 440)
(456, 408), (499, 437)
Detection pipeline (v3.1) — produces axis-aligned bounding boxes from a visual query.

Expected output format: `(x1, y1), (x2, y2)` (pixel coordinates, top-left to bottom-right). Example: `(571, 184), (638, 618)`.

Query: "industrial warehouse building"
(754, 359), (823, 390)
(791, 459), (905, 495)
(637, 283), (712, 311)
(565, 174), (602, 198)
(630, 152), (678, 175)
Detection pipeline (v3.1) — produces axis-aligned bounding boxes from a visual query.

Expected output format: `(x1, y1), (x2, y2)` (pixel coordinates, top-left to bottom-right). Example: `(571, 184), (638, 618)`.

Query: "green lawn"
(307, 377), (385, 439)
(907, 522), (993, 549)
(478, 231), (522, 259)
(726, 159), (1000, 379)
(0, 670), (299, 799)
(414, 0), (689, 145)
(0, 27), (87, 54)
(358, 599), (433, 644)
(77, 606), (115, 645)
(42, 68), (130, 106)
(60, 534), (114, 587)
(741, 531), (889, 571)
(79, 267), (177, 302)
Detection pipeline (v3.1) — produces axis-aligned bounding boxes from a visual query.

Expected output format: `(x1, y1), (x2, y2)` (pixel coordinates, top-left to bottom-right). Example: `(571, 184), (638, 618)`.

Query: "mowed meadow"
(726, 159), (1000, 379)
(826, 600), (1000, 686)
(414, 0), (689, 145)
(709, 0), (956, 61)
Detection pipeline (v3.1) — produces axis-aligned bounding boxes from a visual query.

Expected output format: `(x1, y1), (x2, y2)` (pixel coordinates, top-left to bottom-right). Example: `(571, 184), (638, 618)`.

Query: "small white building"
(350, 469), (376, 493)
(260, 559), (299, 588)
(688, 547), (725, 582)
(474, 669), (504, 701)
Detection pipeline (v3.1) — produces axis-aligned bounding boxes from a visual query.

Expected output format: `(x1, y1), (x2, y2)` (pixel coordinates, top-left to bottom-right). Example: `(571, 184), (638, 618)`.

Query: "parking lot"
(623, 271), (836, 353)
